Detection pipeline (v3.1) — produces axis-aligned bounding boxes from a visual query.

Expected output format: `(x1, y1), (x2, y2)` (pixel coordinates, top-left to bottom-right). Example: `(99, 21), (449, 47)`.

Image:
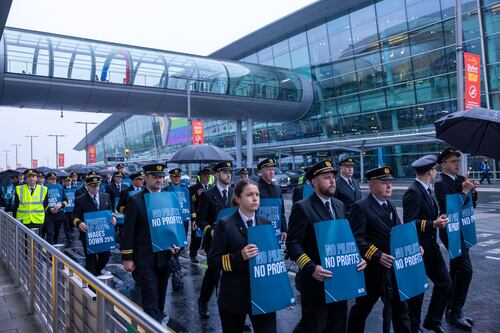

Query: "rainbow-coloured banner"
(167, 118), (188, 145)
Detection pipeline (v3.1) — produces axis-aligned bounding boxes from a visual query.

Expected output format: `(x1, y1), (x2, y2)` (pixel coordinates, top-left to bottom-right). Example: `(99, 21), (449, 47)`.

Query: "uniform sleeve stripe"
(296, 253), (312, 269)
(120, 207), (125, 214)
(73, 218), (81, 226)
(365, 245), (378, 260)
(203, 225), (211, 233)
(121, 249), (133, 254)
(222, 254), (232, 271)
(421, 219), (426, 232)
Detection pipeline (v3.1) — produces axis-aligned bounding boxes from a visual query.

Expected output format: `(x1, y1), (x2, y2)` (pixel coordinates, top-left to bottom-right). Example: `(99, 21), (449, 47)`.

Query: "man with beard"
(195, 161), (234, 319)
(287, 160), (366, 332)
(122, 163), (179, 325)
(403, 155), (450, 333)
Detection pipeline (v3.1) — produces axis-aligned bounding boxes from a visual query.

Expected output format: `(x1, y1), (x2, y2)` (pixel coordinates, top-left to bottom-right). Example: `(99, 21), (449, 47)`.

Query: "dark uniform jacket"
(434, 174), (477, 247)
(349, 194), (401, 265)
(286, 193), (346, 298)
(196, 185), (233, 252)
(106, 182), (123, 210)
(292, 185), (304, 205)
(75, 186), (88, 198)
(116, 185), (142, 214)
(258, 178), (287, 233)
(208, 211), (271, 314)
(334, 176), (362, 218)
(121, 188), (171, 268)
(72, 191), (112, 242)
(403, 180), (439, 242)
(189, 182), (211, 213)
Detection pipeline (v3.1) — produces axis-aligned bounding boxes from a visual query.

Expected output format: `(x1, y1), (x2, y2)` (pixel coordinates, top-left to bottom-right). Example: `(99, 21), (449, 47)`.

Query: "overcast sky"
(1, 0), (315, 169)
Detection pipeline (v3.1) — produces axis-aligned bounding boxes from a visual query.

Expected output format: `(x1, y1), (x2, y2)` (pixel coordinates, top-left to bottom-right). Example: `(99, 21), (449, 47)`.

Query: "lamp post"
(24, 135), (38, 168)
(11, 144), (21, 168)
(48, 134), (66, 168)
(0, 150), (9, 169)
(75, 122), (97, 165)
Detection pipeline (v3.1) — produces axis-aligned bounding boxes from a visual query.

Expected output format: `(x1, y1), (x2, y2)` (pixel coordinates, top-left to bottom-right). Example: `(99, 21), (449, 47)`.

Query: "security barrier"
(0, 209), (172, 333)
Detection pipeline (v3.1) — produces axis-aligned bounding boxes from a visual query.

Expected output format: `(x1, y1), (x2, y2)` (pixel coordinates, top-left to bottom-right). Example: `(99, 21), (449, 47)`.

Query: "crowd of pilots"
(0, 147), (479, 333)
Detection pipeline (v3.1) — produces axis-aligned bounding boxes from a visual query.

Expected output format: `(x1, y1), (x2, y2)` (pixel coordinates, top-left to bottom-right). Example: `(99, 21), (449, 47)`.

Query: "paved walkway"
(0, 262), (41, 333)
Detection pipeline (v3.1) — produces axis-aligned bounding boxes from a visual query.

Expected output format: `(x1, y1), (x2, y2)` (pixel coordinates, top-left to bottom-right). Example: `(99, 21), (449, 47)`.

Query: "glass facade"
(82, 0), (500, 177)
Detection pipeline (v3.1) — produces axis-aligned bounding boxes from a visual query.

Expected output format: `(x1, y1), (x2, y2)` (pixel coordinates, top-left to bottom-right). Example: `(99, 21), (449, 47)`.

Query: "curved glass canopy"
(2, 27), (304, 102)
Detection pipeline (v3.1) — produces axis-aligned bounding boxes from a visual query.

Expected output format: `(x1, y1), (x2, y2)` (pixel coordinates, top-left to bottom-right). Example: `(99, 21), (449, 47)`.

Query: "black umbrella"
(15, 167), (27, 173)
(37, 166), (53, 174)
(65, 164), (86, 173)
(0, 170), (19, 186)
(434, 107), (500, 159)
(169, 144), (234, 164)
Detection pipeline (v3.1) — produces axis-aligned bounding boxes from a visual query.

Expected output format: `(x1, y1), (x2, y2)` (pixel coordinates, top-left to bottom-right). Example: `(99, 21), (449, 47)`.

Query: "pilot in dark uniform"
(334, 157), (362, 219)
(107, 171), (124, 208)
(116, 171), (145, 215)
(72, 174), (115, 276)
(434, 148), (477, 331)
(347, 166), (411, 333)
(121, 163), (178, 324)
(257, 158), (287, 241)
(208, 179), (275, 333)
(196, 161), (234, 319)
(188, 166), (212, 263)
(287, 160), (366, 333)
(403, 155), (450, 333)
(44, 172), (66, 244)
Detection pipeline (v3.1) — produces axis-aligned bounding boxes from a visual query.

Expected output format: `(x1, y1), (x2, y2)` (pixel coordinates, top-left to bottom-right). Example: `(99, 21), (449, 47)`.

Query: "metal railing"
(0, 209), (172, 333)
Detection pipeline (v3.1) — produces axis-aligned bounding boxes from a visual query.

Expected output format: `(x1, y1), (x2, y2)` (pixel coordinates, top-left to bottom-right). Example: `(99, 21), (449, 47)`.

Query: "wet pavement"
(56, 187), (500, 332)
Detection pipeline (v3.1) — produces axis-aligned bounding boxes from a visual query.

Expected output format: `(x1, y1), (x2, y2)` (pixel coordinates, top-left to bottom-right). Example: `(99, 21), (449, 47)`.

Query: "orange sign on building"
(192, 120), (205, 144)
(58, 153), (65, 168)
(32, 159), (38, 168)
(464, 52), (481, 110)
(87, 146), (97, 164)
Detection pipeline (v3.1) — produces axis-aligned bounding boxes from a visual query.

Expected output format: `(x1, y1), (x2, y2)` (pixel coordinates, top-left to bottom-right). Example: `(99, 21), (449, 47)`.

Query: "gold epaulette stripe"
(421, 219), (427, 232)
(191, 213), (197, 218)
(121, 249), (133, 254)
(222, 254), (232, 271)
(203, 225), (211, 233)
(296, 253), (312, 269)
(365, 245), (378, 260)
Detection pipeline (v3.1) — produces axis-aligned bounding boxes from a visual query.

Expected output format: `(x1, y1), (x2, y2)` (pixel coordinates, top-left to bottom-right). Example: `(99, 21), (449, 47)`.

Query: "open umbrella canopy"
(36, 166), (53, 174)
(169, 144), (234, 164)
(434, 107), (500, 159)
(0, 170), (20, 186)
(65, 164), (86, 173)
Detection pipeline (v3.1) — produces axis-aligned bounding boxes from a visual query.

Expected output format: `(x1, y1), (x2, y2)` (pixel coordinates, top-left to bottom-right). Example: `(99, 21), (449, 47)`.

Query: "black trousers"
(408, 240), (451, 330)
(81, 233), (111, 276)
(479, 172), (491, 184)
(348, 266), (411, 333)
(199, 265), (220, 304)
(219, 307), (276, 333)
(44, 216), (63, 245)
(189, 225), (202, 258)
(293, 295), (347, 333)
(63, 212), (74, 242)
(448, 245), (473, 313)
(135, 267), (170, 322)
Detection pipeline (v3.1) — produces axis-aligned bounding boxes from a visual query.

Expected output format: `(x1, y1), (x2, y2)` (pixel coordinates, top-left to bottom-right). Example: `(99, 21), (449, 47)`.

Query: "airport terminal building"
(73, 0), (500, 177)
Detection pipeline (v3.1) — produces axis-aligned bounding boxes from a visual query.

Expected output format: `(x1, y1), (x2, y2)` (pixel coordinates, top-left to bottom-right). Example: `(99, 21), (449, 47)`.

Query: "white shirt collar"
(316, 193), (332, 206)
(371, 194), (387, 206)
(415, 178), (431, 191)
(238, 209), (255, 228)
(216, 182), (229, 195)
(340, 175), (351, 184)
(443, 172), (457, 181)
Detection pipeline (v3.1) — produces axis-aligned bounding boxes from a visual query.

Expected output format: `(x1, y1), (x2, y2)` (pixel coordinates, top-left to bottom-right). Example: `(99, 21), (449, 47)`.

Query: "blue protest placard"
(248, 224), (295, 315)
(63, 188), (76, 213)
(121, 178), (132, 187)
(46, 184), (63, 208)
(314, 219), (366, 303)
(216, 208), (236, 225)
(144, 192), (187, 252)
(84, 210), (116, 254)
(2, 184), (14, 208)
(391, 222), (428, 301)
(302, 183), (313, 200)
(446, 194), (463, 259)
(166, 186), (191, 221)
(257, 198), (282, 240)
(461, 193), (477, 247)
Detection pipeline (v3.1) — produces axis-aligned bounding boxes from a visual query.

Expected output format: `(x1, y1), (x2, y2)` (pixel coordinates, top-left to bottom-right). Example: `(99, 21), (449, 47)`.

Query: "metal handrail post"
(97, 274), (114, 332)
(14, 224), (19, 286)
(52, 244), (65, 332)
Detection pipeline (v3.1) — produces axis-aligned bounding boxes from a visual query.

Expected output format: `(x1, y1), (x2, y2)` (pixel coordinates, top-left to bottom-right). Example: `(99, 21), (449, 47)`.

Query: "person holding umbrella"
(434, 148), (477, 331)
(189, 166), (212, 263)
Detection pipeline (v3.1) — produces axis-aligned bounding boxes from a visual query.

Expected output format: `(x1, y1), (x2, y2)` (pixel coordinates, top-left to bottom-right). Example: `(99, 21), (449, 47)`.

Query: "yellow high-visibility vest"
(15, 184), (47, 224)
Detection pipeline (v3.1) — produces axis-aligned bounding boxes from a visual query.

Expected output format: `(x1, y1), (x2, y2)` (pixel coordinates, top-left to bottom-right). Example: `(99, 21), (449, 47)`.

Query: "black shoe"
(198, 300), (210, 319)
(423, 322), (447, 333)
(190, 256), (199, 263)
(459, 311), (474, 326)
(447, 312), (472, 331)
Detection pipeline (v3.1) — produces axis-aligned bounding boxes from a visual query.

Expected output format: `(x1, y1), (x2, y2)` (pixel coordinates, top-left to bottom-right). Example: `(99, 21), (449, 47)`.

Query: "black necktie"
(92, 195), (98, 208)
(427, 188), (432, 197)
(29, 187), (35, 195)
(348, 179), (355, 191)
(325, 200), (335, 219)
(382, 203), (392, 218)
(247, 219), (253, 228)
(222, 189), (228, 206)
